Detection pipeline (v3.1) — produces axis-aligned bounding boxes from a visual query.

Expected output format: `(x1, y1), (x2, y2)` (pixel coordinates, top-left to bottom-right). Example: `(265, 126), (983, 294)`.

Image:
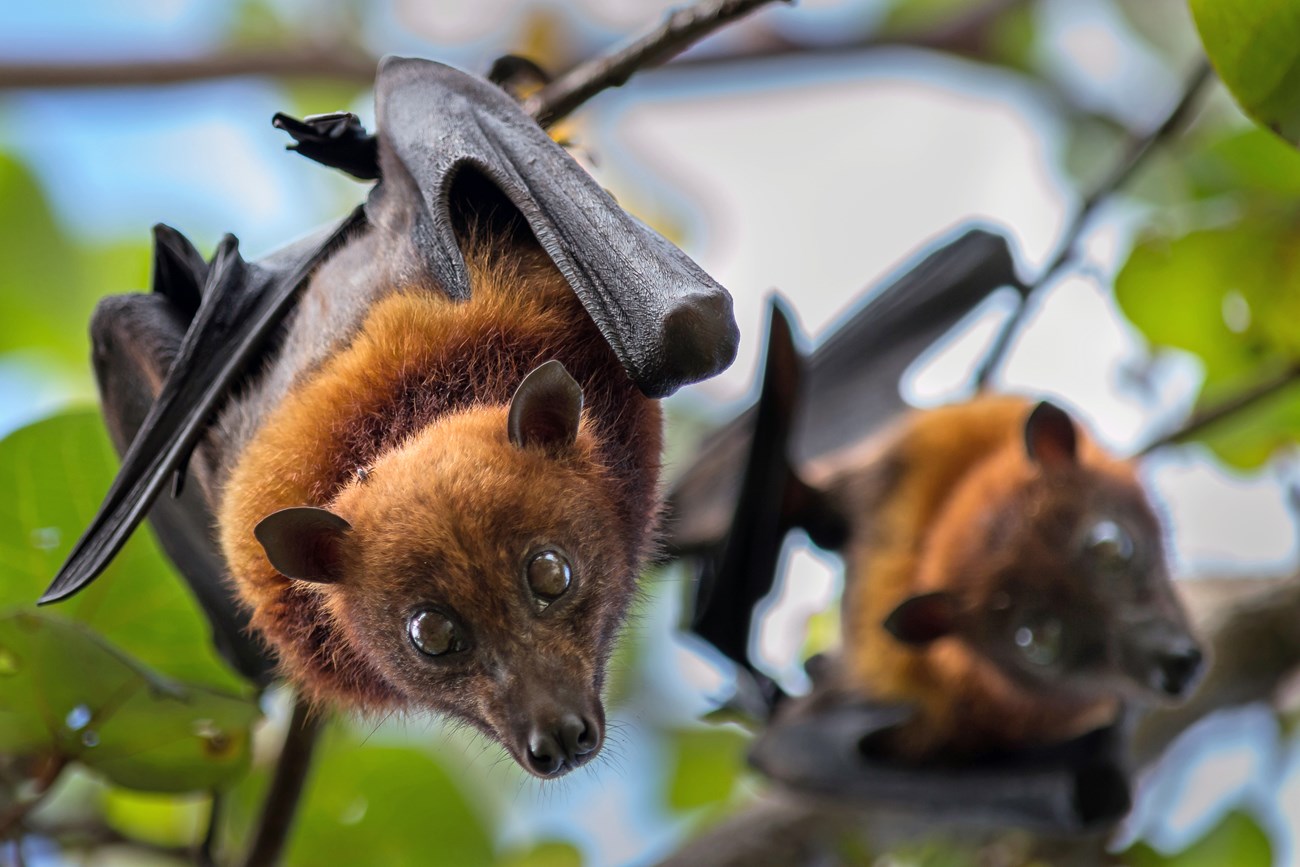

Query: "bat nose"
(524, 713), (602, 778)
(1155, 642), (1204, 698)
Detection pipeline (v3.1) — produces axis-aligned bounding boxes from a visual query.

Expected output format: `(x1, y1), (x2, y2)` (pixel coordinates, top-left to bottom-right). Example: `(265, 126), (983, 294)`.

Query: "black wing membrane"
(369, 57), (737, 399)
(689, 300), (845, 689)
(749, 700), (1131, 833)
(41, 211), (365, 605)
(668, 227), (1022, 555)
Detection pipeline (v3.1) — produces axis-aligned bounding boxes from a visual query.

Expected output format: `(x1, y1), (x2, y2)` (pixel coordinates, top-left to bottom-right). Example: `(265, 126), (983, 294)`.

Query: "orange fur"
(218, 243), (662, 710)
(830, 397), (1130, 758)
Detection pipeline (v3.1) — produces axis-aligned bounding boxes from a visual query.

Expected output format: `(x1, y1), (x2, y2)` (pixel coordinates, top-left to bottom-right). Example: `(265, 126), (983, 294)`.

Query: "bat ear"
(254, 506), (352, 583)
(508, 360), (584, 451)
(1024, 400), (1078, 470)
(884, 592), (961, 646)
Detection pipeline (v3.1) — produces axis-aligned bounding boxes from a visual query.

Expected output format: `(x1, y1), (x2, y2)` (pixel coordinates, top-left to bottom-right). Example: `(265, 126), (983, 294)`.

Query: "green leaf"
(102, 789), (211, 849)
(1117, 223), (1300, 368)
(664, 726), (750, 812)
(0, 154), (150, 377)
(0, 410), (245, 691)
(276, 726), (494, 867)
(0, 612), (257, 792)
(1185, 128), (1300, 200)
(1124, 810), (1272, 867)
(1190, 0), (1300, 147)
(496, 841), (584, 867)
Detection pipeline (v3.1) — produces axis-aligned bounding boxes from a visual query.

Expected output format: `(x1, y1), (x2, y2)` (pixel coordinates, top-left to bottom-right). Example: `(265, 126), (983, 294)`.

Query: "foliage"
(1124, 811), (1273, 867)
(1190, 0), (1300, 148)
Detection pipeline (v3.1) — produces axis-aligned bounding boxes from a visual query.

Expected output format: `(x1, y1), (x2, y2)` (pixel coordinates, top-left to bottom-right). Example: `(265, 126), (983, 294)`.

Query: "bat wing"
(40, 211), (365, 605)
(365, 57), (738, 399)
(749, 698), (1131, 832)
(668, 227), (1022, 555)
(87, 238), (271, 682)
(688, 300), (846, 688)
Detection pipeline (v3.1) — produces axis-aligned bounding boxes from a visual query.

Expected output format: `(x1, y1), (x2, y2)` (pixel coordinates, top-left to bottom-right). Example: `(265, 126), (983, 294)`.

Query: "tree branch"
(974, 61), (1215, 388)
(1138, 362), (1300, 456)
(524, 0), (788, 128)
(241, 695), (323, 867)
(0, 47), (375, 90)
(0, 0), (1026, 97)
(0, 755), (65, 841)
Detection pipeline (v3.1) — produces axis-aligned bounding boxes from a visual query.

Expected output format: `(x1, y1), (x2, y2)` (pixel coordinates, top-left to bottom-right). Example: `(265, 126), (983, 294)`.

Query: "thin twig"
(0, 755), (66, 841)
(525, 0), (789, 128)
(0, 48), (375, 90)
(241, 696), (324, 867)
(0, 0), (1026, 98)
(1139, 362), (1300, 456)
(974, 61), (1215, 388)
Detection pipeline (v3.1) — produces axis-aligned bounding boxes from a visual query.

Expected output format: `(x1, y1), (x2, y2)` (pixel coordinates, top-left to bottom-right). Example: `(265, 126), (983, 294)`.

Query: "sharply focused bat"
(670, 240), (1202, 830)
(42, 57), (739, 778)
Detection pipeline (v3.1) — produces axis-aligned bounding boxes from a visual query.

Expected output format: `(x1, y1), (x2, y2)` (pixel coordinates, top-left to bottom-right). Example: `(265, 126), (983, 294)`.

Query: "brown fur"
(825, 397), (1149, 760)
(218, 240), (662, 714)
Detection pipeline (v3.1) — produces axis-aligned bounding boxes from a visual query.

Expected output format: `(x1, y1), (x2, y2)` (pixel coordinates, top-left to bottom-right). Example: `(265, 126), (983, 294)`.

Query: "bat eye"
(1014, 615), (1063, 667)
(408, 609), (466, 657)
(526, 550), (571, 605)
(1086, 520), (1135, 576)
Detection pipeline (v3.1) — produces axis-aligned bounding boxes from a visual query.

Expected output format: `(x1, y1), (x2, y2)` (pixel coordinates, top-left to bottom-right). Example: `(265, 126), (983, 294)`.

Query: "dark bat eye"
(1086, 520), (1135, 575)
(526, 550), (571, 603)
(408, 609), (465, 657)
(1014, 615), (1063, 666)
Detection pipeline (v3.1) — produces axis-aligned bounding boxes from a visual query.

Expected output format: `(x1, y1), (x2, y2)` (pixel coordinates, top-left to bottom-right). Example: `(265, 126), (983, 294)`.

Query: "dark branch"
(0, 48), (374, 90)
(0, 755), (66, 841)
(974, 61), (1215, 388)
(1139, 362), (1300, 456)
(525, 0), (789, 128)
(241, 696), (324, 867)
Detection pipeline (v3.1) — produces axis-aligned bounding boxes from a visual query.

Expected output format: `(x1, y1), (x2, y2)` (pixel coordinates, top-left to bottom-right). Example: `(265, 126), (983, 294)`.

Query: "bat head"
(884, 401), (1205, 707)
(255, 361), (639, 778)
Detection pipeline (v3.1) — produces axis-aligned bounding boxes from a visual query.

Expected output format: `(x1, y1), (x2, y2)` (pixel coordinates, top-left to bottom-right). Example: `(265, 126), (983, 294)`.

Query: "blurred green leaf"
(1185, 128), (1300, 200)
(0, 411), (245, 691)
(102, 789), (210, 849)
(1117, 226), (1280, 390)
(0, 612), (257, 792)
(496, 840), (583, 867)
(1190, 0), (1300, 147)
(665, 726), (749, 812)
(1124, 810), (1272, 867)
(1188, 381), (1300, 469)
(275, 726), (494, 867)
(883, 0), (984, 33)
(0, 154), (150, 376)
(1117, 220), (1300, 466)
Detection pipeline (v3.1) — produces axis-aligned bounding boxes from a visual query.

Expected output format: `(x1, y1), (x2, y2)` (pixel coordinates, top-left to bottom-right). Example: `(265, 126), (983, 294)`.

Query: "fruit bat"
(41, 57), (739, 777)
(668, 240), (1149, 831)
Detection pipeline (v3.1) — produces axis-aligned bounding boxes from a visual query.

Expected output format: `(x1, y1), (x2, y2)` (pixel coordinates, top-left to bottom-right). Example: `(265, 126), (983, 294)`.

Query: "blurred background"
(2, 0), (1299, 865)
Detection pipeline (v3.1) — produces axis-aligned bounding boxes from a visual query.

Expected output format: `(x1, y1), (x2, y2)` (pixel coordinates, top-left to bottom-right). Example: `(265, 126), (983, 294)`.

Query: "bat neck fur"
(217, 236), (662, 708)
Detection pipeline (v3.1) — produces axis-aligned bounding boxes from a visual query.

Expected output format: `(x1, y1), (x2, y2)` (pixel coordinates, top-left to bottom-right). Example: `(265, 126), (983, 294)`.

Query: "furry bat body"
(46, 57), (739, 778)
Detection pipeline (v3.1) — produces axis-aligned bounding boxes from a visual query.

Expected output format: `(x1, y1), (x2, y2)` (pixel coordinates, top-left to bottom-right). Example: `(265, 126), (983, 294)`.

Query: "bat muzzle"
(508, 688), (605, 778)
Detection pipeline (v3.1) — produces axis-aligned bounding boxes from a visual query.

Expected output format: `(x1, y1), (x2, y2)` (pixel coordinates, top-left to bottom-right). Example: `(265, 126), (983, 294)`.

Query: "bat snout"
(506, 686), (605, 779)
(1151, 641), (1204, 699)
(520, 712), (603, 778)
(1122, 620), (1205, 702)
